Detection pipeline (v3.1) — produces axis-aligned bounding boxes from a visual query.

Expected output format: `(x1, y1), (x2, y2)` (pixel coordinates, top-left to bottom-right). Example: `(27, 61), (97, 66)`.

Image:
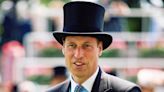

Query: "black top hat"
(53, 1), (112, 50)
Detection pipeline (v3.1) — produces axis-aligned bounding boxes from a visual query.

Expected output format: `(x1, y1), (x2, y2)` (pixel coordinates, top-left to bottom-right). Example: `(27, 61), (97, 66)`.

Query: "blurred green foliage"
(0, 0), (4, 4)
(126, 18), (142, 32)
(38, 47), (64, 57)
(127, 76), (138, 83)
(0, 23), (3, 36)
(0, 0), (70, 5)
(40, 0), (70, 6)
(27, 75), (52, 85)
(139, 48), (164, 58)
(101, 49), (121, 57)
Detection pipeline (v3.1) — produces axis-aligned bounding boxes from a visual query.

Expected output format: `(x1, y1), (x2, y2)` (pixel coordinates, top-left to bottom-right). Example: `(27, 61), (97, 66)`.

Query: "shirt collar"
(70, 67), (99, 92)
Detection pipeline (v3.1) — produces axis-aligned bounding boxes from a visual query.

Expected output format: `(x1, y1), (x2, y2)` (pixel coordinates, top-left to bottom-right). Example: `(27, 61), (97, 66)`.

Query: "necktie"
(74, 85), (88, 92)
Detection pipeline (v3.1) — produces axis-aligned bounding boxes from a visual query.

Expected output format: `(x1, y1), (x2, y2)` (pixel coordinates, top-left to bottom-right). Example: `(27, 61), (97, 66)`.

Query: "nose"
(74, 47), (84, 59)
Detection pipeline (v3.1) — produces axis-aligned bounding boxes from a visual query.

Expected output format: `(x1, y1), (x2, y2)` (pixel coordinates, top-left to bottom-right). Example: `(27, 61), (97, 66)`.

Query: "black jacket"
(46, 69), (141, 92)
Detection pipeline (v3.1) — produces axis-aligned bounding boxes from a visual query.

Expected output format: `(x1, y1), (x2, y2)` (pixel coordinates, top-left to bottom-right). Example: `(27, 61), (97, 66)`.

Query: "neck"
(72, 75), (88, 85)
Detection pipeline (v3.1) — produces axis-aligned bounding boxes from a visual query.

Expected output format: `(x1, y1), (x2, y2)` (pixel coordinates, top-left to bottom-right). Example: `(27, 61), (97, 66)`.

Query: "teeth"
(75, 62), (83, 65)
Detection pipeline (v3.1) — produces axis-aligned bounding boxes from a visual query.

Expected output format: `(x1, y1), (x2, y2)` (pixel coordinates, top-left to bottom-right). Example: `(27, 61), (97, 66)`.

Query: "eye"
(83, 44), (92, 48)
(84, 44), (90, 47)
(67, 44), (76, 48)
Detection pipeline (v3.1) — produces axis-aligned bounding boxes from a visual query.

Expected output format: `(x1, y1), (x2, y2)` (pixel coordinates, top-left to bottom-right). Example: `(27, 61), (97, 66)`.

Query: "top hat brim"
(53, 32), (112, 50)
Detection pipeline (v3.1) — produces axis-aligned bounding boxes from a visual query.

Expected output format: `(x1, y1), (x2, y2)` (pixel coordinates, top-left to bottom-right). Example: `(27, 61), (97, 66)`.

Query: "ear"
(62, 48), (65, 55)
(98, 42), (103, 56)
(62, 46), (65, 55)
(62, 39), (65, 55)
(62, 43), (65, 55)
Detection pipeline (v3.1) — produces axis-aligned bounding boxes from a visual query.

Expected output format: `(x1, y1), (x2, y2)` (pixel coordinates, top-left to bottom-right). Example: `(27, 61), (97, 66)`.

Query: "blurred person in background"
(99, 0), (130, 32)
(47, 0), (64, 32)
(50, 66), (68, 86)
(0, 0), (18, 47)
(0, 0), (32, 47)
(103, 66), (117, 76)
(15, 0), (32, 44)
(140, 0), (164, 47)
(137, 69), (164, 92)
(47, 1), (141, 92)
(0, 40), (25, 92)
(11, 84), (18, 92)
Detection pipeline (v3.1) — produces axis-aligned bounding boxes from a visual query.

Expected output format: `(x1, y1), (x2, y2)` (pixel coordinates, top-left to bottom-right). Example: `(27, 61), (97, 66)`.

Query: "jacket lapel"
(91, 68), (101, 92)
(67, 68), (113, 92)
(91, 68), (113, 92)
(61, 80), (71, 92)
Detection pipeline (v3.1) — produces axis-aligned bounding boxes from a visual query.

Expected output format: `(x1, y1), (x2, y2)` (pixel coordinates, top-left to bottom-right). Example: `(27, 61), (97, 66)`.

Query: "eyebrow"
(65, 41), (93, 44)
(63, 36), (101, 44)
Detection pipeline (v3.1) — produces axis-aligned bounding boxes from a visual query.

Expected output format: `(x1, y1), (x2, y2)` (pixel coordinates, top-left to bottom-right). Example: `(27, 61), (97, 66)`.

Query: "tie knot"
(74, 85), (88, 92)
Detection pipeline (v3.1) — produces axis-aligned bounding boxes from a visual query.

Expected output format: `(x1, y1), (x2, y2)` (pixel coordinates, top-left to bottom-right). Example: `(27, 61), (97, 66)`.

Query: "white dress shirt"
(70, 67), (99, 92)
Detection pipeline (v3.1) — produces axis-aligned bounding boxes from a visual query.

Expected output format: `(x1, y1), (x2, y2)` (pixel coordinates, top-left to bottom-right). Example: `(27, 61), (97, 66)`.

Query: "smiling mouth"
(74, 61), (86, 69)
(74, 62), (84, 66)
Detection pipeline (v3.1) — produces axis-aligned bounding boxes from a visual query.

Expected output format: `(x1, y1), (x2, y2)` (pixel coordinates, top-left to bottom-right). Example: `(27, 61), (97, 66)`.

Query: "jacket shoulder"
(46, 80), (69, 92)
(102, 72), (141, 92)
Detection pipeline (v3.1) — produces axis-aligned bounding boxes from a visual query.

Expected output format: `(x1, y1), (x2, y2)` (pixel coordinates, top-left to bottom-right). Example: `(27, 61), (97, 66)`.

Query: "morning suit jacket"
(46, 68), (141, 92)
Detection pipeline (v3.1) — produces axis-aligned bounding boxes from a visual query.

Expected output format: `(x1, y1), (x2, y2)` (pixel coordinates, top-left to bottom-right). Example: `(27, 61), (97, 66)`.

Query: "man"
(50, 66), (68, 86)
(47, 1), (141, 92)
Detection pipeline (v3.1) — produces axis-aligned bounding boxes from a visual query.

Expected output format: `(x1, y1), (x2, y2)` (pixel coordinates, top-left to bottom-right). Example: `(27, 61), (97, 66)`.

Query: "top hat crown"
(63, 1), (105, 32)
(53, 1), (113, 50)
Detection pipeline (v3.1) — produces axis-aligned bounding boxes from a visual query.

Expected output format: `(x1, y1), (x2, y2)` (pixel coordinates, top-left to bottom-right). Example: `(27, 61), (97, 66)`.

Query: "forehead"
(64, 36), (98, 43)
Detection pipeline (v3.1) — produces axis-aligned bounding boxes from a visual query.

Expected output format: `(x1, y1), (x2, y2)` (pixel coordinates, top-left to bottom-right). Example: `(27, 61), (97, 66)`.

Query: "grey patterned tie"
(74, 85), (88, 92)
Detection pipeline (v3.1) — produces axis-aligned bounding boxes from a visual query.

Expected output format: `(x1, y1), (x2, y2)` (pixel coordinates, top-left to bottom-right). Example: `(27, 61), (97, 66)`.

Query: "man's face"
(62, 36), (103, 83)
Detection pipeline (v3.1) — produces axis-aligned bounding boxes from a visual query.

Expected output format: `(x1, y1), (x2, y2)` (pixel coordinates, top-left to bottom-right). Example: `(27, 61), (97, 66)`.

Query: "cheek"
(85, 52), (98, 63)
(64, 50), (74, 65)
(63, 48), (72, 56)
(64, 55), (72, 70)
(65, 50), (74, 59)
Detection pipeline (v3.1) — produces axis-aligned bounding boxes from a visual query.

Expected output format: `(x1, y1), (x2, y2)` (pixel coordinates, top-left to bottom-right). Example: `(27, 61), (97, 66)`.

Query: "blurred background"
(0, 0), (164, 92)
